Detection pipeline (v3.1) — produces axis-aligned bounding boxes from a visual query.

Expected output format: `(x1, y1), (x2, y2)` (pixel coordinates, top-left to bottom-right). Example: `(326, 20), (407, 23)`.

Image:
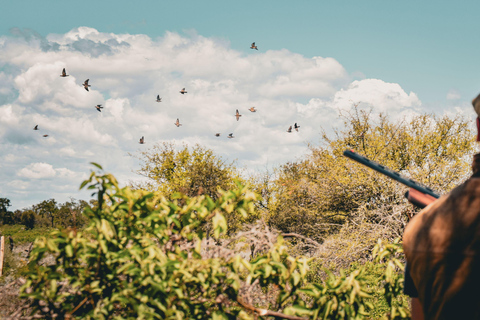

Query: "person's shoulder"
(404, 176), (480, 256)
(450, 176), (480, 198)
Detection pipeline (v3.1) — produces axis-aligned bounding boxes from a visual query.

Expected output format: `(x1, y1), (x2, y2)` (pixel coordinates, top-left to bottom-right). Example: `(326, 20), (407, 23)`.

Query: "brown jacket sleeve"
(403, 178), (480, 320)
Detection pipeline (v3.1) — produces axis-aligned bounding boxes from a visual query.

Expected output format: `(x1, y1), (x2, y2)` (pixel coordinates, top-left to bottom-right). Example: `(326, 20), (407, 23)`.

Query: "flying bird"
(156, 95), (162, 102)
(248, 107), (256, 112)
(95, 105), (103, 112)
(287, 126), (292, 133)
(83, 79), (91, 91)
(250, 42), (258, 50)
(33, 125), (38, 130)
(180, 88), (187, 94)
(175, 118), (182, 127)
(60, 68), (69, 77)
(235, 109), (242, 121)
(294, 123), (300, 132)
(215, 133), (221, 137)
(43, 134), (49, 137)
(228, 133), (234, 139)
(139, 136), (145, 144)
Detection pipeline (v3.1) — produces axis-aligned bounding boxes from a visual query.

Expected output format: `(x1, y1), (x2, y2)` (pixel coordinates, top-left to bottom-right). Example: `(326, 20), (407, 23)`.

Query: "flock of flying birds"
(32, 43), (300, 143)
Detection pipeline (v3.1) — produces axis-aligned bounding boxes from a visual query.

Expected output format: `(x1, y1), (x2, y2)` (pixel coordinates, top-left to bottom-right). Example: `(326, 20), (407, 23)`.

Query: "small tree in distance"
(131, 142), (243, 200)
(33, 199), (58, 228)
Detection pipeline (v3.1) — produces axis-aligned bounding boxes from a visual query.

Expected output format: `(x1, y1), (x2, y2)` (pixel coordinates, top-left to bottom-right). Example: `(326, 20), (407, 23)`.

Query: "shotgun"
(343, 149), (440, 209)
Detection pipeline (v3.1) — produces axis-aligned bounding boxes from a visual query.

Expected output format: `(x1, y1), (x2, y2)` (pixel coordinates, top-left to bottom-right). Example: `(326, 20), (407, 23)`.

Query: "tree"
(132, 142), (243, 200)
(56, 199), (89, 229)
(0, 198), (13, 225)
(21, 210), (35, 230)
(267, 107), (477, 241)
(132, 143), (255, 234)
(33, 199), (58, 228)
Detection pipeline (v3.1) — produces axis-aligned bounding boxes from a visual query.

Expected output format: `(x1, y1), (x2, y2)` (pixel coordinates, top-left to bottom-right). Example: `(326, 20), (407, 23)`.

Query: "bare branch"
(237, 297), (308, 320)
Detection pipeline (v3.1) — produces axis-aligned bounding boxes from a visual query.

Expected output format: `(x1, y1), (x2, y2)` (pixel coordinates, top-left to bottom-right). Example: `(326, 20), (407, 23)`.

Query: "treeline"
(0, 197), (92, 230)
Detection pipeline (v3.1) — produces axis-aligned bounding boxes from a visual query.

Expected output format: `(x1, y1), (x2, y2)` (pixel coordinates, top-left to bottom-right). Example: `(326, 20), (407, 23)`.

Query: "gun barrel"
(343, 149), (440, 199)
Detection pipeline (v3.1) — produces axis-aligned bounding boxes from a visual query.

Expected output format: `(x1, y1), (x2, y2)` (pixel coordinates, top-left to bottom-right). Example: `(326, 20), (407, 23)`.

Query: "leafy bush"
(20, 165), (403, 320)
(268, 108), (475, 241)
(21, 210), (36, 230)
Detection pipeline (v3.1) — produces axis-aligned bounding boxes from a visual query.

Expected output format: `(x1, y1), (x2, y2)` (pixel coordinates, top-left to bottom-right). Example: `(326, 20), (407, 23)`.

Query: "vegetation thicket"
(268, 108), (476, 251)
(2, 107), (477, 319)
(20, 166), (407, 319)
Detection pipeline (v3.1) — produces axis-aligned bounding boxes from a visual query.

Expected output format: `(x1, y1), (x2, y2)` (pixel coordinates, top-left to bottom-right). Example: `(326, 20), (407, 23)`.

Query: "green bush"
(19, 165), (412, 319)
(21, 210), (36, 230)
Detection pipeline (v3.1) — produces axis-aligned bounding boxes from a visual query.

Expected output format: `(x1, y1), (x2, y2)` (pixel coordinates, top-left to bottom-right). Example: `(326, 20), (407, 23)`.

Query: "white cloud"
(18, 163), (56, 179)
(332, 79), (421, 114)
(8, 180), (30, 190)
(0, 27), (427, 209)
(59, 147), (76, 156)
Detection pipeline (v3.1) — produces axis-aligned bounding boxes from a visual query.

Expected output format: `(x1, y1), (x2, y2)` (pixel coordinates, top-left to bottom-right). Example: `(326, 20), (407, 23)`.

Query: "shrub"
(20, 165), (387, 320)
(21, 210), (35, 230)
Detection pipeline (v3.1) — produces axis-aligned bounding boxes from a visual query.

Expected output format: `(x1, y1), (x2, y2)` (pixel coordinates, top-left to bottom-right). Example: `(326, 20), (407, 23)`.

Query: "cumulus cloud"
(0, 27), (424, 209)
(18, 162), (56, 179)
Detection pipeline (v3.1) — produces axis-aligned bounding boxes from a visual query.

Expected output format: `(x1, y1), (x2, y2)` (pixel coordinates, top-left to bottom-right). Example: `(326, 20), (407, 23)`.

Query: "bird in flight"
(228, 133), (234, 139)
(248, 107), (256, 112)
(95, 105), (103, 112)
(33, 125), (38, 130)
(235, 109), (242, 121)
(294, 123), (300, 132)
(156, 95), (162, 102)
(250, 42), (258, 50)
(60, 68), (69, 77)
(180, 88), (187, 94)
(175, 118), (182, 127)
(215, 133), (221, 137)
(287, 126), (292, 133)
(43, 134), (49, 138)
(83, 79), (91, 91)
(139, 136), (145, 144)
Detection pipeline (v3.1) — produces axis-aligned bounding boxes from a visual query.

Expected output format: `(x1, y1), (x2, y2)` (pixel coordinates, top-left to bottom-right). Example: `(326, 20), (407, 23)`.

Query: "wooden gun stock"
(405, 188), (438, 209)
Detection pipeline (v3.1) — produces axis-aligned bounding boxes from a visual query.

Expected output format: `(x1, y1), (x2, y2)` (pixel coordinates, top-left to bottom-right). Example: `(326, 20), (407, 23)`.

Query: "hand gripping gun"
(343, 149), (440, 209)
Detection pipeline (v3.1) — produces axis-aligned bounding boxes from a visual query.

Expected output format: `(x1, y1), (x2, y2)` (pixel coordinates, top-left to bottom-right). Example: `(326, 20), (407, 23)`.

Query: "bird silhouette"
(250, 42), (258, 50)
(43, 134), (49, 137)
(60, 68), (69, 77)
(294, 123), (300, 132)
(175, 118), (182, 127)
(95, 105), (103, 112)
(180, 88), (187, 94)
(215, 133), (221, 137)
(248, 107), (256, 112)
(139, 136), (145, 144)
(33, 125), (38, 130)
(287, 126), (292, 133)
(235, 109), (242, 121)
(228, 133), (234, 139)
(83, 79), (91, 91)
(156, 95), (162, 102)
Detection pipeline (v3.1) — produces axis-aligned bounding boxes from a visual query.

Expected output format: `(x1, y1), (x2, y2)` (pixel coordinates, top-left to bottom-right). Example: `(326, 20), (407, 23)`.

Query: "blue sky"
(0, 1), (478, 210)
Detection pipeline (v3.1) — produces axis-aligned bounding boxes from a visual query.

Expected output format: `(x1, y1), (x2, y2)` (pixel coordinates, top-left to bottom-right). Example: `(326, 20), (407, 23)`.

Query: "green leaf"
(212, 311), (229, 320)
(90, 162), (103, 170)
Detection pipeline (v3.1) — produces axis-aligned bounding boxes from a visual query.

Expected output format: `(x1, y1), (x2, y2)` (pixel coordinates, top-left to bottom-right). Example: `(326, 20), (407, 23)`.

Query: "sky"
(1, 0), (479, 210)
